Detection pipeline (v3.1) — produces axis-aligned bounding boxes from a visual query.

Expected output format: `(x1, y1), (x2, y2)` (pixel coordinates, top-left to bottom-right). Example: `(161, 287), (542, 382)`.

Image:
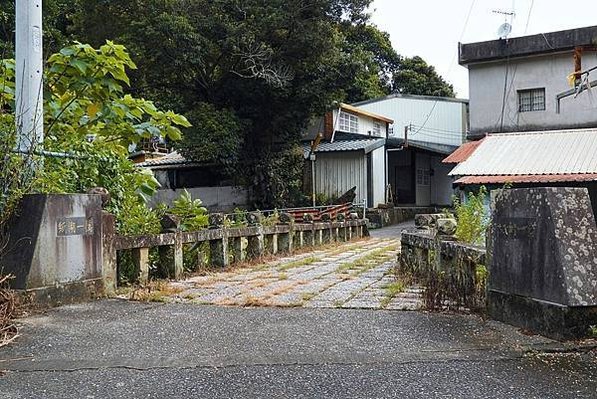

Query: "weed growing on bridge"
(336, 245), (397, 275)
(380, 281), (405, 308)
(277, 256), (319, 271)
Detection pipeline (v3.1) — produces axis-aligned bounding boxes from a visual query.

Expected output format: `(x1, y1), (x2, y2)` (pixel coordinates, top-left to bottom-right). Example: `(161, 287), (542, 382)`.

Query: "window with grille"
(518, 88), (545, 112)
(372, 121), (382, 136)
(416, 169), (430, 186)
(339, 111), (359, 133)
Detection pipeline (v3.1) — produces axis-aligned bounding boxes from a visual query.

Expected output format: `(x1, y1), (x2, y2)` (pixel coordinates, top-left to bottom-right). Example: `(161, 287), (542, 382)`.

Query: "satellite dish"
(498, 23), (512, 39)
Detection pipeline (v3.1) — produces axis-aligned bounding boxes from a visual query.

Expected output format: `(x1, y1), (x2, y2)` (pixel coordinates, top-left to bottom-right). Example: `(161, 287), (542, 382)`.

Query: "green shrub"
(453, 186), (488, 245)
(169, 189), (209, 232)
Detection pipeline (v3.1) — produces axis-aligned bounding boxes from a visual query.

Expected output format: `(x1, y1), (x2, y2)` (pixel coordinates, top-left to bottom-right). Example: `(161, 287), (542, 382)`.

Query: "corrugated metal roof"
(443, 139), (484, 163)
(304, 138), (385, 158)
(455, 174), (597, 185)
(137, 151), (195, 168)
(449, 128), (597, 176)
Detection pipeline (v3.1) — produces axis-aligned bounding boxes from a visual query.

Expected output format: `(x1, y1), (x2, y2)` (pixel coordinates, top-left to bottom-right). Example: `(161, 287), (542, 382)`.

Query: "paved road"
(1, 301), (595, 398)
(1, 223), (596, 398)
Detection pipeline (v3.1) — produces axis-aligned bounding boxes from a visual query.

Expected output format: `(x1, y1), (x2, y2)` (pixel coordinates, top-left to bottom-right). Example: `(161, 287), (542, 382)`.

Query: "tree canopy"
(0, 0), (456, 208)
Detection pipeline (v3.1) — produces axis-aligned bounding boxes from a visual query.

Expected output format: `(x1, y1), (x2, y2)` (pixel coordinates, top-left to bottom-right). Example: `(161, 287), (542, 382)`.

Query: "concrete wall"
(314, 151), (367, 203)
(149, 186), (249, 212)
(1, 194), (104, 303)
(468, 51), (597, 136)
(370, 146), (386, 207)
(356, 96), (468, 147)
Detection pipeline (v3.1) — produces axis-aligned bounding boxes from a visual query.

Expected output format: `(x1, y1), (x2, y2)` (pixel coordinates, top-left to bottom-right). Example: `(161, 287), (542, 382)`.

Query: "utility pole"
(15, 0), (44, 154)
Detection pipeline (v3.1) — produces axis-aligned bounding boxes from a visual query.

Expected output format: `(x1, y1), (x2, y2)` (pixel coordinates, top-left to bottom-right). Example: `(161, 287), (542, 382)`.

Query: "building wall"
(468, 51), (597, 136)
(370, 146), (387, 207)
(314, 151), (367, 204)
(356, 96), (468, 147)
(430, 157), (455, 206)
(332, 109), (388, 137)
(149, 186), (249, 212)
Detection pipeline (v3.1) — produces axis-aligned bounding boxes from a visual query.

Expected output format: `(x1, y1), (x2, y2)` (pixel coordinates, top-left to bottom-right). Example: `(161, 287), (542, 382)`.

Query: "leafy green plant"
(261, 210), (279, 227)
(1, 42), (190, 237)
(453, 186), (489, 245)
(224, 208), (248, 228)
(169, 190), (208, 232)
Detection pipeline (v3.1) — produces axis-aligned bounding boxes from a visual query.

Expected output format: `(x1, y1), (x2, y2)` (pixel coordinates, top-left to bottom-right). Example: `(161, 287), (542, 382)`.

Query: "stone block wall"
(398, 231), (487, 311)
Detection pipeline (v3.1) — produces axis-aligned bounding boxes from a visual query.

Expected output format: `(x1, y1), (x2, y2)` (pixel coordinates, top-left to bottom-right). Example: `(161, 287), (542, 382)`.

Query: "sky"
(370, 0), (597, 98)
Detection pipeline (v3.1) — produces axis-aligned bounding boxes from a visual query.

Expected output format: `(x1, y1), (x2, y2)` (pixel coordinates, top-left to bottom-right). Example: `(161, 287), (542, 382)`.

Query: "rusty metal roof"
(442, 139), (484, 163)
(449, 128), (597, 177)
(455, 174), (597, 185)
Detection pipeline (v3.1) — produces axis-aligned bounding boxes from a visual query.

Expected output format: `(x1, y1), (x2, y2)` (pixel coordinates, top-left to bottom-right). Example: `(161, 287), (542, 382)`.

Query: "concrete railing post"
(132, 247), (150, 285)
(247, 227), (264, 260)
(101, 211), (117, 295)
(210, 230), (229, 268)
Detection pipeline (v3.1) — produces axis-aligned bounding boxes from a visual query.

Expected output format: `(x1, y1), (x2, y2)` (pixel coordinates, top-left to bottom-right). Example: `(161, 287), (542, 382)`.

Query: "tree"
(1, 42), (190, 233)
(1, 1), (456, 207)
(392, 56), (455, 98)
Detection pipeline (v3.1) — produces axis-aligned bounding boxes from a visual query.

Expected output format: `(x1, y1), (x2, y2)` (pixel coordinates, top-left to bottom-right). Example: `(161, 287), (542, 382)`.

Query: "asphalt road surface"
(1, 300), (595, 398)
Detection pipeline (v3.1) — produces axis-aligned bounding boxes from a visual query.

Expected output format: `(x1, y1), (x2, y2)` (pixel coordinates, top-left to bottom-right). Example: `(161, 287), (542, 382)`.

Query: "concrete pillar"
(278, 232), (292, 253)
(303, 229), (314, 247)
(322, 227), (331, 244)
(298, 231), (304, 248)
(210, 236), (229, 268)
(265, 234), (278, 255)
(231, 237), (246, 263)
(317, 229), (323, 245)
(173, 235), (184, 278)
(132, 247), (150, 285)
(101, 211), (117, 295)
(247, 232), (264, 260)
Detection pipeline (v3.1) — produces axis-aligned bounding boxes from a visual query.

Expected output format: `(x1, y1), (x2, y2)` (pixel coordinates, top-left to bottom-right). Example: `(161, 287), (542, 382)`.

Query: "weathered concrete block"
(160, 214), (181, 233)
(278, 232), (293, 253)
(437, 218), (457, 236)
(132, 247), (150, 284)
(246, 212), (262, 226)
(210, 235), (229, 268)
(247, 228), (264, 259)
(414, 213), (444, 228)
(209, 213), (224, 229)
(488, 187), (597, 340)
(1, 194), (104, 304)
(278, 212), (294, 225)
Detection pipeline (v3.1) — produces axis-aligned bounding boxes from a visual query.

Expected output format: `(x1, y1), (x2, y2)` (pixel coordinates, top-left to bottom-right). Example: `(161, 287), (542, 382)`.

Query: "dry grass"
(127, 281), (185, 303)
(0, 274), (20, 348)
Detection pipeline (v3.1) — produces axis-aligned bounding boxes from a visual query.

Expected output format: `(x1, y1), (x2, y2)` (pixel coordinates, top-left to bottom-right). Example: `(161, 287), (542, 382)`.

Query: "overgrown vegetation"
(1, 0), (455, 208)
(453, 186), (489, 245)
(397, 245), (487, 312)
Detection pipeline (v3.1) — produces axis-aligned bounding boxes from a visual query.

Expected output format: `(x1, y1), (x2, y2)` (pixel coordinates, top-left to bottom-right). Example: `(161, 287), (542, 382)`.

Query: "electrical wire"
(412, 0), (477, 136)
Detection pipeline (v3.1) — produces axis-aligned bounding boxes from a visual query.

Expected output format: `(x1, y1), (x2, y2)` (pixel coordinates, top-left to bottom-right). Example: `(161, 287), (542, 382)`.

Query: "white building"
(459, 25), (597, 138)
(352, 95), (469, 206)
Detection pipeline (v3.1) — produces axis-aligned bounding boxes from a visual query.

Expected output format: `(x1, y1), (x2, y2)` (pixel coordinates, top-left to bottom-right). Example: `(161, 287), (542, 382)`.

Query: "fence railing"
(101, 212), (369, 294)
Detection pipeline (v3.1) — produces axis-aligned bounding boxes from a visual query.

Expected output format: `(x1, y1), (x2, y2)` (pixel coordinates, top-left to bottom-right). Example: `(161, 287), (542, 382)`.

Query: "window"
(372, 121), (382, 136)
(416, 169), (430, 186)
(339, 111), (359, 133)
(518, 88), (545, 112)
